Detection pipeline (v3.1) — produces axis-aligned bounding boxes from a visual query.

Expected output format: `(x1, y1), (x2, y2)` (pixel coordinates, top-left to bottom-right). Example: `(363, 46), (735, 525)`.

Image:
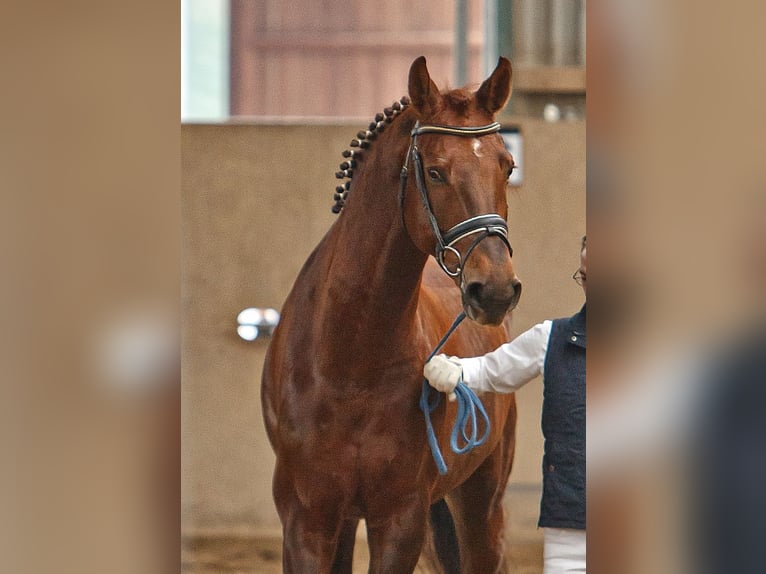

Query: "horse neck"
(321, 111), (428, 351)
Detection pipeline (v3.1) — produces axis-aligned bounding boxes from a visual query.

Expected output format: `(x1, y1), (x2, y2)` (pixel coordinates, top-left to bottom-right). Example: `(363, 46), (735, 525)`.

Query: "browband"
(411, 122), (502, 138)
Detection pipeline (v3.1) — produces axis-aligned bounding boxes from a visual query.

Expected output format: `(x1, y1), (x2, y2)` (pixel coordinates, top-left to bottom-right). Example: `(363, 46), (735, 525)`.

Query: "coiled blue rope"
(419, 312), (492, 475)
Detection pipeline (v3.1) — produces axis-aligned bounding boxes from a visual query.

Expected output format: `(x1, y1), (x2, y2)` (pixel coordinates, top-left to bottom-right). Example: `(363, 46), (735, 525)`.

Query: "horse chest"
(283, 393), (421, 469)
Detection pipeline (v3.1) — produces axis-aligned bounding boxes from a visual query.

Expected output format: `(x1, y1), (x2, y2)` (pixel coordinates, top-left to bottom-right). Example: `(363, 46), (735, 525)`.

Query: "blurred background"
(586, 1), (766, 572)
(181, 1), (584, 572)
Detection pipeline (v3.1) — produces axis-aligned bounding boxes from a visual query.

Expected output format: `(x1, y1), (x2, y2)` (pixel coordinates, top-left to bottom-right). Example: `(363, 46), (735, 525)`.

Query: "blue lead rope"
(419, 312), (492, 475)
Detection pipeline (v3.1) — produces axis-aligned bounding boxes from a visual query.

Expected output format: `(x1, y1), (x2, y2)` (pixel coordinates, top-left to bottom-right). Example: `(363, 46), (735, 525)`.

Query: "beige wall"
(182, 119), (585, 533)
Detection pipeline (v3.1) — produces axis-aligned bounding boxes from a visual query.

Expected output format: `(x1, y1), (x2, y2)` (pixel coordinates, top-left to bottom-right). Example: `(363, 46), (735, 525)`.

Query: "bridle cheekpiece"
(399, 121), (513, 278)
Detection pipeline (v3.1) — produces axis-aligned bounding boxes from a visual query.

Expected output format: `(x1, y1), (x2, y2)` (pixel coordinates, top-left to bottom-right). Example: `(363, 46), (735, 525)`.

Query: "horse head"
(401, 56), (522, 325)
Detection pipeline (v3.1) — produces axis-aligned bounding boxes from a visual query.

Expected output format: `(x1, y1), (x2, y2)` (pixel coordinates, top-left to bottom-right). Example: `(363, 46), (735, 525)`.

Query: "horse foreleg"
(330, 518), (359, 574)
(274, 464), (349, 573)
(451, 440), (515, 573)
(365, 496), (429, 574)
(280, 506), (340, 573)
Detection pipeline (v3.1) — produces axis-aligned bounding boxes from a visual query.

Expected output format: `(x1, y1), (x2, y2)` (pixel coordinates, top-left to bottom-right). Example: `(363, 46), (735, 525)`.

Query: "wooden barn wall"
(182, 118), (585, 533)
(229, 0), (487, 117)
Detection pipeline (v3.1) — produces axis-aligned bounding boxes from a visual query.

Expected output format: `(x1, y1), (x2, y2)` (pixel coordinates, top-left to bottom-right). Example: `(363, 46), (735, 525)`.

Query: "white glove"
(423, 354), (463, 394)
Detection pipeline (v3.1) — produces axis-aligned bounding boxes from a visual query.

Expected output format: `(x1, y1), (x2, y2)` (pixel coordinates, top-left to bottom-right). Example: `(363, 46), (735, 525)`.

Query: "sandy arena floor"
(183, 485), (543, 573)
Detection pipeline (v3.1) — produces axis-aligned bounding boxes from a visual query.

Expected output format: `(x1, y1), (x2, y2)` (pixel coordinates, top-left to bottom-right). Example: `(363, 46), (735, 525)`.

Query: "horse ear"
(476, 57), (513, 115)
(408, 56), (440, 117)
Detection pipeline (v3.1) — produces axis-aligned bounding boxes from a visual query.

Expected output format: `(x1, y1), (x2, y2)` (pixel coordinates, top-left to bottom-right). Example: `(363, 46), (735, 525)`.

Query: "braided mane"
(331, 95), (411, 214)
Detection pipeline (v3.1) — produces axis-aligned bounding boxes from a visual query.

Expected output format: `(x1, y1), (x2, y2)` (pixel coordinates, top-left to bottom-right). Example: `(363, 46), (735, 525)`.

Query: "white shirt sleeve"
(459, 320), (552, 394)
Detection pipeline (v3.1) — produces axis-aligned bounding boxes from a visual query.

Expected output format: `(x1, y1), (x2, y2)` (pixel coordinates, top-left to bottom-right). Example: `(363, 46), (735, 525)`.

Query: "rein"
(420, 312), (491, 475)
(400, 121), (512, 279)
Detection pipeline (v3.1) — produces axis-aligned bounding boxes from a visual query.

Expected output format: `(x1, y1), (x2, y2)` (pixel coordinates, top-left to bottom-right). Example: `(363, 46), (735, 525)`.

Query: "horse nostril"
(466, 281), (484, 304)
(511, 279), (522, 296)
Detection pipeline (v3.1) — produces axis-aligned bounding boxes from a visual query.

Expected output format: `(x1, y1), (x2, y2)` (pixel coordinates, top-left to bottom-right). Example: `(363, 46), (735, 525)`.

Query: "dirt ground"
(182, 486), (543, 573)
(182, 535), (542, 573)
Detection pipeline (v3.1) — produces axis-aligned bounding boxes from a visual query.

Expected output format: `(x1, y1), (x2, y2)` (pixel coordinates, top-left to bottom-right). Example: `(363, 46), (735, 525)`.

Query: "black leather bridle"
(399, 121), (513, 278)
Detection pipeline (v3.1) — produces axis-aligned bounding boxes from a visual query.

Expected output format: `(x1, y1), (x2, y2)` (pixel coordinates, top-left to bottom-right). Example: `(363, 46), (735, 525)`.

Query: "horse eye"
(507, 165), (516, 179)
(427, 168), (443, 182)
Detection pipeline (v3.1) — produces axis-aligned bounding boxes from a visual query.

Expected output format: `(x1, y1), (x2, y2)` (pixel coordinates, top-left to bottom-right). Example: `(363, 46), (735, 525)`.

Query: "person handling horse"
(424, 236), (586, 574)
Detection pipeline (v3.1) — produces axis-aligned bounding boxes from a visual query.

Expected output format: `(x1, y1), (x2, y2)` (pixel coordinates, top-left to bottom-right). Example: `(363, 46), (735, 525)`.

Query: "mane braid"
(331, 96), (411, 214)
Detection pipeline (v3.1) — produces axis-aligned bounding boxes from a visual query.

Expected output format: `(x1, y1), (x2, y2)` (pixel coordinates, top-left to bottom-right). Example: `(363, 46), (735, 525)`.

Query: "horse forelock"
(443, 89), (473, 117)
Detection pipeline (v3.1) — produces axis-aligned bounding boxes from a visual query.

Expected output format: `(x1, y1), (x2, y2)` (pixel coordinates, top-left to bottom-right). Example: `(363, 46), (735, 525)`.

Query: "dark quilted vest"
(539, 304), (586, 529)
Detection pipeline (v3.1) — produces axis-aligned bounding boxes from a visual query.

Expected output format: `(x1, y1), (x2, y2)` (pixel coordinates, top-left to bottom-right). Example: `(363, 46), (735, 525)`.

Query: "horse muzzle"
(462, 276), (522, 325)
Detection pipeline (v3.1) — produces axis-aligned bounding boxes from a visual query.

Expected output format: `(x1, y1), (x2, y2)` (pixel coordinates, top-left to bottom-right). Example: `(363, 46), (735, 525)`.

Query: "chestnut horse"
(262, 56), (521, 573)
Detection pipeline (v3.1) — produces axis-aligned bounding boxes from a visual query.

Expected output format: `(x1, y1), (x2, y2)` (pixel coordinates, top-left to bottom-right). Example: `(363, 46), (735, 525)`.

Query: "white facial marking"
(472, 138), (483, 158)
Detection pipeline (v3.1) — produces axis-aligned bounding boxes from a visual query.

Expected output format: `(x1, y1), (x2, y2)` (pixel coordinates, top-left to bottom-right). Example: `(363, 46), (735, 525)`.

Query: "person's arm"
(460, 320), (551, 393)
(425, 321), (551, 395)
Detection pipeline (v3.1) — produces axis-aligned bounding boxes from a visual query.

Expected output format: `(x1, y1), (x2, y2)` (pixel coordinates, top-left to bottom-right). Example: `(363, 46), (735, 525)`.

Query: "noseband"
(399, 121), (513, 278)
